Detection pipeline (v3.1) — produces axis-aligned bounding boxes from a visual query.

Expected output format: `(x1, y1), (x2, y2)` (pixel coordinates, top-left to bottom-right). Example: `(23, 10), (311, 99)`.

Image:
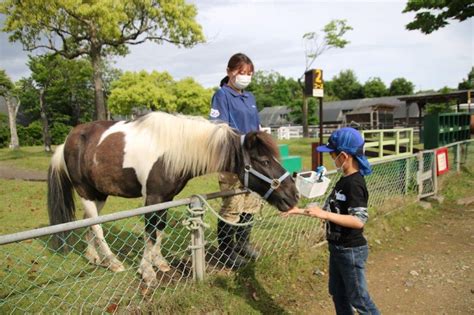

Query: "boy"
(285, 127), (380, 315)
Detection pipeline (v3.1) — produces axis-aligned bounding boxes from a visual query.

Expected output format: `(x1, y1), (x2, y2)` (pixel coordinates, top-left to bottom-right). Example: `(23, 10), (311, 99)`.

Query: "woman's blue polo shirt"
(209, 84), (260, 134)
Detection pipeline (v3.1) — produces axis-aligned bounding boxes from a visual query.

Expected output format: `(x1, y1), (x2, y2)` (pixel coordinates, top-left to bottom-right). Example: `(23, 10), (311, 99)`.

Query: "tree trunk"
(91, 52), (107, 121)
(6, 97), (20, 149)
(39, 89), (52, 152)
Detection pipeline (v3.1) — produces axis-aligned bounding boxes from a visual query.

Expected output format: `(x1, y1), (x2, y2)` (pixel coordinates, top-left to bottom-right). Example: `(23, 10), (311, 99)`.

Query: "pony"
(47, 111), (298, 285)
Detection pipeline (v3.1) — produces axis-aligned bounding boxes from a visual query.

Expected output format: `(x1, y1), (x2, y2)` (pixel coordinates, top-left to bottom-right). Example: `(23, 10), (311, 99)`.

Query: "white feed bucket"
(295, 171), (331, 198)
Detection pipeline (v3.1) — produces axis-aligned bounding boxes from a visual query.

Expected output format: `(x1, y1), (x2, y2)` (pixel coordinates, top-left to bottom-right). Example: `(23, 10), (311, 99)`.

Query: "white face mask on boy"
(233, 74), (251, 90)
(333, 152), (348, 172)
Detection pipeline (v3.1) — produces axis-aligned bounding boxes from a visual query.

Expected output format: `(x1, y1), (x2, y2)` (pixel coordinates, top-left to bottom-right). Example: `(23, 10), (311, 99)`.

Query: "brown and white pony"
(47, 111), (298, 285)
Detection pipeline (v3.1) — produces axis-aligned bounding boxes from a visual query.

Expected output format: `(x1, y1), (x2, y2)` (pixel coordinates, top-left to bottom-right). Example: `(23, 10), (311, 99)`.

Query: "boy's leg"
(334, 244), (380, 315)
(329, 245), (355, 315)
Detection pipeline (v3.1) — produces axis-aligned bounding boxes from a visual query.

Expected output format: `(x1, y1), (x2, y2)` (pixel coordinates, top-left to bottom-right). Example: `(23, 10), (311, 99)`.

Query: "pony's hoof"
(153, 256), (171, 272)
(139, 265), (157, 287)
(105, 256), (125, 272)
(85, 248), (101, 265)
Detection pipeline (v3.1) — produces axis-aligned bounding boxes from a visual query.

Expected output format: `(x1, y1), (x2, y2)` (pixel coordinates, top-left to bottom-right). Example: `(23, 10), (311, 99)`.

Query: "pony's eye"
(261, 160), (270, 167)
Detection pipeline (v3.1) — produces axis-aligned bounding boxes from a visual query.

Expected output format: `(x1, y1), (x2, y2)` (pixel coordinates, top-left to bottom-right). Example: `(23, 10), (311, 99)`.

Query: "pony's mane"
(130, 112), (238, 177)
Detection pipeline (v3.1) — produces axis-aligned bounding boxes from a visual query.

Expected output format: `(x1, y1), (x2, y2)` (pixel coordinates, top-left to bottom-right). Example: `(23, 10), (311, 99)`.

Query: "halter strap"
(241, 134), (290, 200)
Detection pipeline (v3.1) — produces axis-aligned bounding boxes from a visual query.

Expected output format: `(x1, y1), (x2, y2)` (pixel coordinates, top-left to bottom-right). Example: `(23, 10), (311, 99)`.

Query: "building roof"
(259, 105), (292, 126)
(323, 95), (417, 122)
(398, 89), (472, 104)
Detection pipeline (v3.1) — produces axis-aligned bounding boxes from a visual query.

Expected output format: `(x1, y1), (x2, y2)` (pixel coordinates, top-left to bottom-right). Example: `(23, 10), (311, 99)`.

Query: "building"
(259, 106), (292, 127)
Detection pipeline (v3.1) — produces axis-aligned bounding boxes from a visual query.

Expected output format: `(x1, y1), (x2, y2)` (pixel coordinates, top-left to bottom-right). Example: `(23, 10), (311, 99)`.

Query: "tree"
(389, 77), (415, 96)
(363, 77), (388, 98)
(174, 77), (213, 115)
(1, 0), (205, 120)
(403, 0), (474, 34)
(247, 71), (302, 110)
(0, 70), (20, 149)
(300, 19), (353, 137)
(458, 67), (474, 90)
(331, 69), (363, 100)
(108, 70), (212, 116)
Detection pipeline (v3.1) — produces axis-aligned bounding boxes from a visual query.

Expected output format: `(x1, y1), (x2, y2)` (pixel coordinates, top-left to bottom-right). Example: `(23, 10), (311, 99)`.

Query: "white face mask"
(333, 153), (347, 172)
(233, 74), (251, 90)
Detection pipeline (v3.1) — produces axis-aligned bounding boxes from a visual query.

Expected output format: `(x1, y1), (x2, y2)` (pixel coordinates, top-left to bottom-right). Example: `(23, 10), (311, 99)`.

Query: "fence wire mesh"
(1, 139), (472, 313)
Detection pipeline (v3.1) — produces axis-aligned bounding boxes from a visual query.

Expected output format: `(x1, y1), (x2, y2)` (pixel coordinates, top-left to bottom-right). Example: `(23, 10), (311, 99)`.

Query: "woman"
(209, 53), (262, 269)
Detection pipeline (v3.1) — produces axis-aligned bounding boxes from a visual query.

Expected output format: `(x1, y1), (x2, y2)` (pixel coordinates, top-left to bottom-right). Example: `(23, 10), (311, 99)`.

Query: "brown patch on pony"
(244, 131), (280, 159)
(64, 121), (142, 200)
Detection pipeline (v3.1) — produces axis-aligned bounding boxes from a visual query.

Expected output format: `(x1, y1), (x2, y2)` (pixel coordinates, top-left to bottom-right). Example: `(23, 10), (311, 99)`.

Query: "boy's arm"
(283, 205), (364, 229)
(306, 206), (364, 229)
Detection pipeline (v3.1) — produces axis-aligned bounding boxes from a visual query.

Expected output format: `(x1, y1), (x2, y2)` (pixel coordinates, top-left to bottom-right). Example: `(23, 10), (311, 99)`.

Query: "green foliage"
(389, 77), (415, 96)
(17, 121), (43, 146)
(323, 19), (353, 49)
(331, 69), (363, 100)
(303, 19), (352, 70)
(425, 103), (454, 114)
(50, 122), (71, 145)
(108, 70), (212, 116)
(0, 0), (205, 55)
(363, 77), (388, 98)
(1, 0), (205, 119)
(247, 71), (302, 110)
(21, 54), (95, 125)
(0, 69), (14, 96)
(403, 0), (473, 34)
(174, 77), (213, 115)
(458, 67), (474, 90)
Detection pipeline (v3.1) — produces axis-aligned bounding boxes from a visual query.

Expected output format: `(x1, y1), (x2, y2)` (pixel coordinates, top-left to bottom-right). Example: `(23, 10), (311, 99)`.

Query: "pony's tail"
(47, 144), (76, 250)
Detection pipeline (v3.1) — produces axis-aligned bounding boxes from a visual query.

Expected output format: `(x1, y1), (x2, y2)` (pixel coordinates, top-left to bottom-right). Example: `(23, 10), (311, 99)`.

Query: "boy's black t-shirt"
(324, 171), (368, 247)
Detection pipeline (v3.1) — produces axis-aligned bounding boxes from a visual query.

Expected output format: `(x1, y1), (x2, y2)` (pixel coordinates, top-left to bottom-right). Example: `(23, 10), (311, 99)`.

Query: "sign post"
(305, 69), (324, 167)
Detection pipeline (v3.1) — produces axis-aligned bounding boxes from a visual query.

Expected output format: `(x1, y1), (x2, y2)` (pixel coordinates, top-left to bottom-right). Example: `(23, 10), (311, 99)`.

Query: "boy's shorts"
(218, 172), (264, 223)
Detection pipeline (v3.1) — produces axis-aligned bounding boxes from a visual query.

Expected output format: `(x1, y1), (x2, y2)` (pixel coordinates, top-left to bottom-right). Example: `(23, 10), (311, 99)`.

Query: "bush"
(17, 121), (43, 146)
(0, 125), (9, 148)
(50, 122), (72, 144)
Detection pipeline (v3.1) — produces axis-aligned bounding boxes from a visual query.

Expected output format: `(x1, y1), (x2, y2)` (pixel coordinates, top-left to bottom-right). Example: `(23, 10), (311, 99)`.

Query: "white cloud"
(0, 1), (472, 91)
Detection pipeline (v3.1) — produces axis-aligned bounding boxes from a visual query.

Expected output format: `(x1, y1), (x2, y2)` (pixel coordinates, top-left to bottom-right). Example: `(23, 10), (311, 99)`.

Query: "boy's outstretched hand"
(281, 205), (328, 220)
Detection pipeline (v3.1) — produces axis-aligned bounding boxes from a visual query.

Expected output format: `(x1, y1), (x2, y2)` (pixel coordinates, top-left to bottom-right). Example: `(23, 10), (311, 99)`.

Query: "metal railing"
(0, 138), (472, 313)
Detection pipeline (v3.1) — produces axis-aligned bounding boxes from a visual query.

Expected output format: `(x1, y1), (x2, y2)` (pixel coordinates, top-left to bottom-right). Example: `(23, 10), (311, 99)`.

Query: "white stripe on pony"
(98, 112), (236, 196)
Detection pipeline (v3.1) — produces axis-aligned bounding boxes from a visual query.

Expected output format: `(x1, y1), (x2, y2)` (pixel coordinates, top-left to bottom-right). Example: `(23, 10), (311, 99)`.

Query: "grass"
(0, 142), (473, 313)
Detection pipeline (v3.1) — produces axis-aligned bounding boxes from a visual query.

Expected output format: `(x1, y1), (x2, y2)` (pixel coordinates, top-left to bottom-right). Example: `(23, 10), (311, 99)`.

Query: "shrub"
(17, 121), (43, 146)
(50, 122), (72, 144)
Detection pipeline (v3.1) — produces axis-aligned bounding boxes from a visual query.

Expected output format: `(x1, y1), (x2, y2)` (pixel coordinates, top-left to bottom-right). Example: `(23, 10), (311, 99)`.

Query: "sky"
(0, 0), (472, 92)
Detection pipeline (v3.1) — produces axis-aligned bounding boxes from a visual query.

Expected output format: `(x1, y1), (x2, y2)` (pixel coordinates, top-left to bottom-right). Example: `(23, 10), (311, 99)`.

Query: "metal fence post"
(456, 143), (461, 173)
(432, 151), (438, 195)
(416, 152), (423, 200)
(188, 196), (207, 281)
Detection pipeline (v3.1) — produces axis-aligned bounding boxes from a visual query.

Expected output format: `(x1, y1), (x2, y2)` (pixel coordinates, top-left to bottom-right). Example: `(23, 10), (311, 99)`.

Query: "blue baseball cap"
(317, 127), (372, 176)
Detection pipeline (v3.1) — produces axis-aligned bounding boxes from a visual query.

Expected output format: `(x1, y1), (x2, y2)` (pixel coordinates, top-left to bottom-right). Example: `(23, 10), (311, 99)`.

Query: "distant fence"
(0, 139), (472, 313)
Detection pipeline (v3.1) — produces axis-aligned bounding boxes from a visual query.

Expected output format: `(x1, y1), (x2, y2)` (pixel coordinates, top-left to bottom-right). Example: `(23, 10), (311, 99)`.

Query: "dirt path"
(0, 165), (46, 181)
(310, 201), (474, 314)
(366, 204), (474, 314)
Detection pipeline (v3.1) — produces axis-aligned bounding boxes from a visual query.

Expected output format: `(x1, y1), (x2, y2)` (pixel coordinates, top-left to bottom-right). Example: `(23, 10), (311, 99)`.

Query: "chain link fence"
(1, 139), (472, 313)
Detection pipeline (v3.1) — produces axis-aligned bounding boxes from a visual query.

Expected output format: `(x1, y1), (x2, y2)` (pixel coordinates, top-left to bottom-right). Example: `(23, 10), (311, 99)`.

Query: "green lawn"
(1, 141), (473, 313)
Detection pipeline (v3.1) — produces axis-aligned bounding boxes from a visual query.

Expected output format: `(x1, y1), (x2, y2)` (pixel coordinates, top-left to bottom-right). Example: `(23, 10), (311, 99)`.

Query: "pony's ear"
(243, 132), (259, 150)
(244, 131), (280, 158)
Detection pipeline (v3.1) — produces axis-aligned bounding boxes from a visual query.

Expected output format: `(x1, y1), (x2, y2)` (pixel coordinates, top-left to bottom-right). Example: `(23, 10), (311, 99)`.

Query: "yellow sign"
(313, 69), (324, 90)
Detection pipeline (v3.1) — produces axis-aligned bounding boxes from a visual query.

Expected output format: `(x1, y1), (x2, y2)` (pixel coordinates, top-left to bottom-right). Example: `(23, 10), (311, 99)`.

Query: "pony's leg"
(81, 198), (125, 272)
(139, 207), (170, 286)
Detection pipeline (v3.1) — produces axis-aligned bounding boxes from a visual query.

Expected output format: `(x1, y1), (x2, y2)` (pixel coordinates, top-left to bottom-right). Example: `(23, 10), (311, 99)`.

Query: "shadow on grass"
(213, 262), (289, 314)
